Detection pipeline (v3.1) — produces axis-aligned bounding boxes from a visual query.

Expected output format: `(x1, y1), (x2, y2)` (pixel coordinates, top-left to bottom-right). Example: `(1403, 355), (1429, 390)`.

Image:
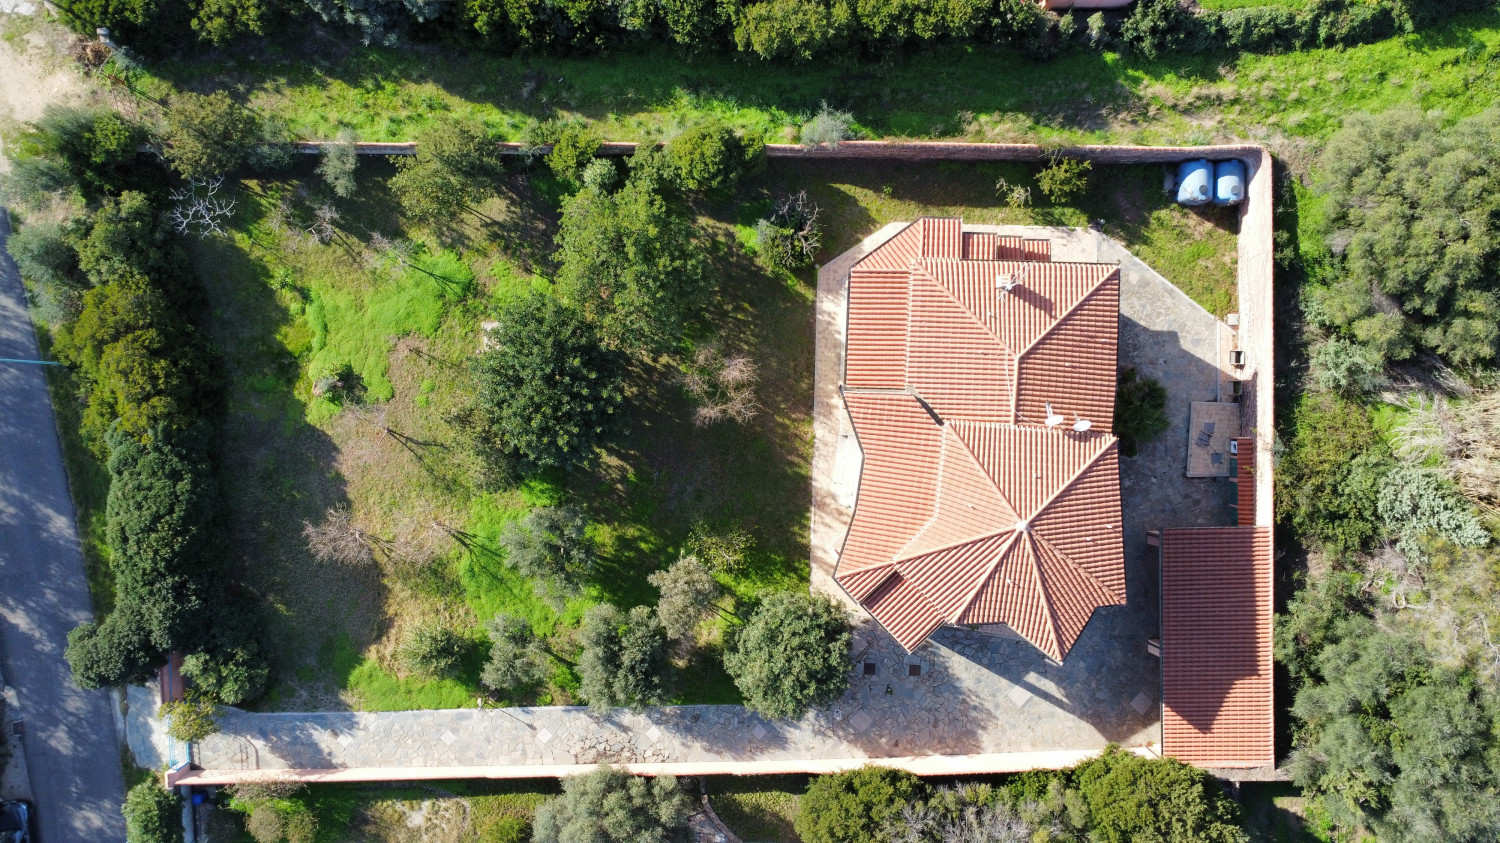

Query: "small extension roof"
(834, 220), (1126, 658)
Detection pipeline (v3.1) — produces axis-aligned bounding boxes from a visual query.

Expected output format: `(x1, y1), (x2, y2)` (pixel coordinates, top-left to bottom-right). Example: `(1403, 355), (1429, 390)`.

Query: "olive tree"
(576, 604), (670, 712)
(533, 766), (691, 843)
(160, 91), (259, 180)
(724, 591), (851, 719)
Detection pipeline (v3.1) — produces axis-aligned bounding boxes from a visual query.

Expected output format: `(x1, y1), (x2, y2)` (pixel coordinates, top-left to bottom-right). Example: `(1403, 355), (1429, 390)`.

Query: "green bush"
(1113, 368), (1168, 458)
(463, 295), (627, 473)
(723, 591), (850, 719)
(1309, 336), (1386, 396)
(533, 766), (691, 843)
(390, 116), (504, 224)
(12, 106), (146, 200)
(794, 766), (922, 843)
(1276, 393), (1393, 558)
(160, 693), (220, 742)
(799, 102), (857, 148)
(664, 120), (766, 191)
(124, 780), (183, 843)
(576, 604), (671, 711)
(1036, 156), (1091, 203)
(554, 171), (709, 353)
(734, 0), (855, 61)
(1120, 0), (1207, 59)
(1070, 747), (1245, 843)
(399, 622), (467, 678)
(546, 123), (604, 186)
(1377, 467), (1489, 559)
(160, 91), (260, 180)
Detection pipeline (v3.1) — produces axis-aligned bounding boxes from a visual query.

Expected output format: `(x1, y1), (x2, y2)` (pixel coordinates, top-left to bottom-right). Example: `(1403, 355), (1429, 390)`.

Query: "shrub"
(1276, 393), (1393, 558)
(686, 524), (754, 576)
(1376, 467), (1489, 559)
(1120, 0), (1209, 59)
(14, 106), (145, 200)
(1070, 747), (1246, 843)
(575, 604), (670, 711)
(579, 157), (620, 192)
(497, 506), (598, 604)
(734, 0), (855, 61)
(533, 766), (692, 843)
(317, 129), (359, 197)
(181, 598), (271, 705)
(554, 173), (709, 353)
(480, 614), (550, 696)
(1320, 107), (1500, 367)
(800, 102), (856, 148)
(390, 116), (504, 225)
(664, 120), (765, 191)
(1113, 368), (1168, 458)
(160, 693), (220, 742)
(65, 602), (160, 689)
(399, 622), (466, 678)
(161, 91), (260, 180)
(124, 780), (183, 843)
(246, 803), (283, 843)
(1309, 336), (1387, 397)
(724, 591), (851, 719)
(754, 191), (822, 271)
(1036, 156), (1091, 203)
(546, 123), (603, 186)
(8, 219), (85, 325)
(464, 295), (627, 473)
(649, 555), (723, 640)
(795, 766), (922, 843)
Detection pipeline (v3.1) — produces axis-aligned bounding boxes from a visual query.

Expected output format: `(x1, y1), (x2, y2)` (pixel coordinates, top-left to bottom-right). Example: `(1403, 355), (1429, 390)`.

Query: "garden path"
(165, 223), (1234, 786)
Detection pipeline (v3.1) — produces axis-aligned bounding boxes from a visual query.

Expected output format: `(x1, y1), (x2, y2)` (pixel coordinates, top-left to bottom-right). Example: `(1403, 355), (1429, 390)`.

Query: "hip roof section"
(834, 219), (1126, 657)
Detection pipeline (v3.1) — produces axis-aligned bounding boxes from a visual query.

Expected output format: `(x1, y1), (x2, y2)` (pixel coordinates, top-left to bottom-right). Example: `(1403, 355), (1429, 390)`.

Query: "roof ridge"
(851, 221), (919, 271)
(946, 419), (1023, 519)
(1014, 265), (1118, 358)
(1020, 532), (1064, 659)
(948, 532), (1021, 624)
(910, 263), (1017, 357)
(1031, 529), (1123, 606)
(890, 419), (953, 561)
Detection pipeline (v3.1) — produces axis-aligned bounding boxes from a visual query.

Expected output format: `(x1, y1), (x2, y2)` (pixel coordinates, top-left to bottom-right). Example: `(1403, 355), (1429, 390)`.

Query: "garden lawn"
(129, 10), (1500, 157)
(706, 775), (808, 843)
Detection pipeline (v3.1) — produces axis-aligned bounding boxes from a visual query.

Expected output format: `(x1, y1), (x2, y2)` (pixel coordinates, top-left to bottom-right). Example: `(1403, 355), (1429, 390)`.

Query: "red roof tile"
(1235, 437), (1255, 527)
(835, 220), (1126, 656)
(1160, 527), (1274, 769)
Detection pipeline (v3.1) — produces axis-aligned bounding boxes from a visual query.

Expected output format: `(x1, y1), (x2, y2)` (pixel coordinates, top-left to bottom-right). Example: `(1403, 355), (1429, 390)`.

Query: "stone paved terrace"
(170, 223), (1237, 786)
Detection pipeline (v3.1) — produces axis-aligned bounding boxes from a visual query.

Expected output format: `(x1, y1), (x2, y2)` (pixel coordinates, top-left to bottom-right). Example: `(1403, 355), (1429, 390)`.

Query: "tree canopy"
(160, 91), (260, 180)
(649, 555), (723, 640)
(1316, 107), (1500, 368)
(389, 116), (504, 224)
(795, 766), (922, 843)
(576, 604), (670, 712)
(532, 766), (692, 843)
(554, 167), (708, 354)
(723, 591), (851, 719)
(466, 295), (627, 473)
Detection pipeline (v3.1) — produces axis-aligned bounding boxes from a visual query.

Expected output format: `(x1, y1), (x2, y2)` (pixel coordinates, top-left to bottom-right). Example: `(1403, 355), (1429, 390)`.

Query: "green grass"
(130, 9), (1500, 155)
(1241, 783), (1340, 843)
(706, 775), (808, 843)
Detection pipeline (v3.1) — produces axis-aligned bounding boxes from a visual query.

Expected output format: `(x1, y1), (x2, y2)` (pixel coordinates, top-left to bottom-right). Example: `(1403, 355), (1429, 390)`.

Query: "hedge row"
(64, 0), (1499, 61)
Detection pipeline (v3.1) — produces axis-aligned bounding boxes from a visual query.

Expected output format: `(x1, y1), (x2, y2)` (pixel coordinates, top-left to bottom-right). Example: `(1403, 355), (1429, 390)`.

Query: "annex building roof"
(1159, 525), (1275, 769)
(834, 219), (1126, 658)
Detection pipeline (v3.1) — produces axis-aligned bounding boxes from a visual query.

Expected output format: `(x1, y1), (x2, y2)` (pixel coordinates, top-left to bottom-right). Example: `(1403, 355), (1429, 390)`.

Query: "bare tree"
(168, 177), (237, 236)
(303, 507), (383, 565)
(366, 232), (417, 274)
(681, 344), (759, 426)
(305, 203), (340, 244)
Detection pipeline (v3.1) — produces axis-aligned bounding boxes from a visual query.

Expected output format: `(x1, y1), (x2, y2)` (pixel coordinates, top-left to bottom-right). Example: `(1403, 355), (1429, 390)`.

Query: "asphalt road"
(0, 209), (127, 840)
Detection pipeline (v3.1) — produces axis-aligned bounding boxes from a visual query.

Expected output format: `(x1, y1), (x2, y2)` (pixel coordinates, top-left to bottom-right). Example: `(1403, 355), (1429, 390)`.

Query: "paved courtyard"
(166, 224), (1236, 781)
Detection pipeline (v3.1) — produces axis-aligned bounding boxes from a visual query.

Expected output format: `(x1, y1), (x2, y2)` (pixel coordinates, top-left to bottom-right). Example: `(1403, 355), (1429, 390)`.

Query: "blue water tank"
(1214, 159), (1246, 206)
(1176, 159), (1212, 206)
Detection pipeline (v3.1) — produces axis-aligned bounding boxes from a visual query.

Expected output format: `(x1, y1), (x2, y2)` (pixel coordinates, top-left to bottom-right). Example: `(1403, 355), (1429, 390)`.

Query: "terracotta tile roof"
(835, 220), (1126, 656)
(1160, 527), (1274, 769)
(1234, 437), (1255, 527)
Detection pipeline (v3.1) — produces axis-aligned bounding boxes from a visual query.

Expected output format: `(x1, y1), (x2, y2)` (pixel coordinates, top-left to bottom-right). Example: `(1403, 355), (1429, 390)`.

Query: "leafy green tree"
(481, 614), (550, 696)
(13, 106), (145, 200)
(1036, 156), (1091, 203)
(499, 506), (597, 605)
(576, 604), (671, 711)
(546, 122), (603, 186)
(161, 91), (260, 180)
(389, 116), (504, 225)
(317, 129), (360, 197)
(664, 120), (765, 191)
(1285, 615), (1500, 840)
(181, 597), (270, 705)
(733, 0), (855, 61)
(724, 591), (850, 719)
(191, 0), (265, 43)
(1113, 367), (1168, 458)
(65, 601), (161, 689)
(399, 622), (467, 678)
(795, 766), (922, 843)
(532, 765), (692, 843)
(124, 780), (183, 843)
(1070, 747), (1246, 843)
(70, 190), (184, 286)
(1120, 0), (1206, 59)
(555, 174), (708, 353)
(1321, 107), (1500, 368)
(7, 219), (85, 325)
(649, 555), (724, 640)
(160, 693), (220, 742)
(466, 294), (627, 473)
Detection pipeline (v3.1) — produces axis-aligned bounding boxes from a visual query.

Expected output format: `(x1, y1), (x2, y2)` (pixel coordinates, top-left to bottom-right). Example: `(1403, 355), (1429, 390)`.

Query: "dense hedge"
(60, 0), (1499, 60)
(2, 106), (269, 704)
